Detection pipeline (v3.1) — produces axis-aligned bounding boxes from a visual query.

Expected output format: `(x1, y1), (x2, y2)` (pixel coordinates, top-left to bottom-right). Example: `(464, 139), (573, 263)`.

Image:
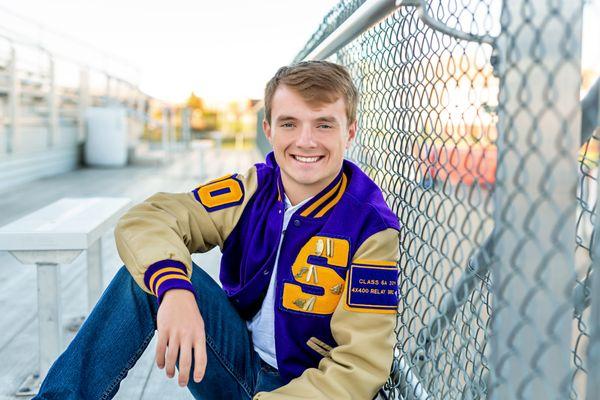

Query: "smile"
(292, 155), (324, 163)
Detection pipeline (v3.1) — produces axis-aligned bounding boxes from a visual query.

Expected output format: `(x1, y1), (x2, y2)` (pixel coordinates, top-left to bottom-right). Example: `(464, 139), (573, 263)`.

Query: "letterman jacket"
(115, 152), (401, 399)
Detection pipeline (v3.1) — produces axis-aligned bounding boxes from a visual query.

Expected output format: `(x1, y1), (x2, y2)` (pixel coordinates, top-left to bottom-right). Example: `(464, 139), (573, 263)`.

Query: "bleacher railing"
(0, 6), (157, 157)
(296, 1), (600, 399)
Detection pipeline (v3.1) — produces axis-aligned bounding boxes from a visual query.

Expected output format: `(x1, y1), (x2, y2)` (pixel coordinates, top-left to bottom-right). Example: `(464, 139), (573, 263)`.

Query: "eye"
(317, 124), (333, 129)
(281, 122), (295, 128)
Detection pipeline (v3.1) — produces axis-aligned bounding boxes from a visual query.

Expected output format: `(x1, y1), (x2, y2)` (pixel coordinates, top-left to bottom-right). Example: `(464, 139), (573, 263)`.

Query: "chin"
(290, 174), (323, 186)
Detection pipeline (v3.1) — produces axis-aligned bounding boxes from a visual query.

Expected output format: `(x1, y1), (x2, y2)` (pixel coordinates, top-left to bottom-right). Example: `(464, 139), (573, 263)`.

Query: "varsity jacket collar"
(266, 152), (348, 219)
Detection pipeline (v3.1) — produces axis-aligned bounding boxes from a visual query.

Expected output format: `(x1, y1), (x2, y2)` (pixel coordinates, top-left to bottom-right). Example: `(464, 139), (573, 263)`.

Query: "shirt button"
(263, 269), (270, 275)
(293, 219), (300, 227)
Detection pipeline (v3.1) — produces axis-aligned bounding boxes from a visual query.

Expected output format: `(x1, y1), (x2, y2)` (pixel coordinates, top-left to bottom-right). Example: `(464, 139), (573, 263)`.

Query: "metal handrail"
(302, 0), (599, 148)
(582, 79), (600, 144)
(305, 0), (399, 60)
(0, 27), (161, 156)
(0, 31), (135, 87)
(303, 0), (497, 62)
(0, 5), (140, 80)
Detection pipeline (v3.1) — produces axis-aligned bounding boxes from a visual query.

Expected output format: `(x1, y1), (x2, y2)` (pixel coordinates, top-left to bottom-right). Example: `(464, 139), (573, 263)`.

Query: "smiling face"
(263, 84), (357, 205)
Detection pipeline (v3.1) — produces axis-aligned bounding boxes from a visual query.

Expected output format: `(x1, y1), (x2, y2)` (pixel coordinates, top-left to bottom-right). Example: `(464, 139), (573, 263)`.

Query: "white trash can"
(85, 107), (128, 167)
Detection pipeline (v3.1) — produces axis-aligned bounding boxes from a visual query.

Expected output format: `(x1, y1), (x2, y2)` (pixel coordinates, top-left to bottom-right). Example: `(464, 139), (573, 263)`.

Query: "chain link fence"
(295, 1), (600, 399)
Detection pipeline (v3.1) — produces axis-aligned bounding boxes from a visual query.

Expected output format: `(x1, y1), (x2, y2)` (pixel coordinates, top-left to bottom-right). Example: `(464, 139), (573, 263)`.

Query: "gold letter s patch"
(282, 236), (350, 315)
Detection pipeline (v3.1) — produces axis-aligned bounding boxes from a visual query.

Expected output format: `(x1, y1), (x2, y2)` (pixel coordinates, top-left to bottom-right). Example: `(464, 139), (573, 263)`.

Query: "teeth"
(294, 155), (321, 163)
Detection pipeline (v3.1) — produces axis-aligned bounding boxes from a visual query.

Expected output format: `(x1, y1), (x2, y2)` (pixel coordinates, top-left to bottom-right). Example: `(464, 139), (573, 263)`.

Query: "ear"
(263, 119), (273, 144)
(345, 119), (357, 149)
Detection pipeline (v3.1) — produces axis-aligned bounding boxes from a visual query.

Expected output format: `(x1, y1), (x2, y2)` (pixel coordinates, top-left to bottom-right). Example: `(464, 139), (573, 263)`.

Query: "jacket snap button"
(293, 219), (300, 227)
(263, 269), (270, 275)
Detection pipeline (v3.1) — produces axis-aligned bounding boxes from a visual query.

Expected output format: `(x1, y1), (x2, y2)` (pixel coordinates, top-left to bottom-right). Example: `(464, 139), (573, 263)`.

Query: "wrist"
(162, 288), (195, 302)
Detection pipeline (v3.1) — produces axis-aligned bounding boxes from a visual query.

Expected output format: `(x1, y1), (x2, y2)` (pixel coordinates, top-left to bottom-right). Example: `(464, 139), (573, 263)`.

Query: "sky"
(0, 0), (340, 105)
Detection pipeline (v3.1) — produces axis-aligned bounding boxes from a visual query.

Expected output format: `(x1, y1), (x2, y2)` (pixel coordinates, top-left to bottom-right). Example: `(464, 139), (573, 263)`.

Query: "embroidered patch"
(192, 174), (244, 211)
(345, 260), (398, 314)
(281, 236), (350, 315)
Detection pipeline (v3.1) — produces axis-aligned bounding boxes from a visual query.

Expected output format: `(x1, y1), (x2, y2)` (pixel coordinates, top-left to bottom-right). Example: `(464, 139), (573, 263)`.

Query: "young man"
(35, 60), (400, 399)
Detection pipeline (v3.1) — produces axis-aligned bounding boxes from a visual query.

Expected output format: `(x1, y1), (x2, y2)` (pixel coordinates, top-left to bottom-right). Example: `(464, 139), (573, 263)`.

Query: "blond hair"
(264, 60), (358, 126)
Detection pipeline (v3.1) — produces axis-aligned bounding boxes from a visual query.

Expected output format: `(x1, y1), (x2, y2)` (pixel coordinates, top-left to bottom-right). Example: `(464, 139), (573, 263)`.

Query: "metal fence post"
(182, 107), (191, 149)
(490, 1), (583, 399)
(162, 106), (171, 158)
(136, 91), (146, 139)
(588, 162), (600, 399)
(114, 77), (120, 105)
(78, 67), (90, 143)
(169, 106), (176, 149)
(47, 54), (57, 148)
(7, 45), (17, 154)
(105, 73), (112, 106)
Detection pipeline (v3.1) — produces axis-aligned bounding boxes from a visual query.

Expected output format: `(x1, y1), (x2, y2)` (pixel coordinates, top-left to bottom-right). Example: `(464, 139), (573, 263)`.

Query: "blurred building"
(217, 99), (260, 145)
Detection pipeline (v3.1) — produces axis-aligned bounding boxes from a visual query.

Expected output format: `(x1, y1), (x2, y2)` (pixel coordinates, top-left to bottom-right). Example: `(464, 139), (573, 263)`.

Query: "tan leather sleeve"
(254, 228), (400, 400)
(114, 166), (258, 295)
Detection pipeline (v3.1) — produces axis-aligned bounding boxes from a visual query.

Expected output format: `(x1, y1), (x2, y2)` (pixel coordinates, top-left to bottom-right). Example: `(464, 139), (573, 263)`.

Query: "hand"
(156, 289), (207, 387)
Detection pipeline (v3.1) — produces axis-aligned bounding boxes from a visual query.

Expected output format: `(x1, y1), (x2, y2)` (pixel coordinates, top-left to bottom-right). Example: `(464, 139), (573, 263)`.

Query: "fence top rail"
(298, 0), (501, 62)
(303, 0), (398, 61)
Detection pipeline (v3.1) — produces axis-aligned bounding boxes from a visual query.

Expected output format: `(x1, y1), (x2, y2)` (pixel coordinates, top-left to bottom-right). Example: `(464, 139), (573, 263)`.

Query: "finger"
(178, 341), (192, 387)
(165, 336), (179, 379)
(155, 330), (168, 369)
(193, 337), (207, 383)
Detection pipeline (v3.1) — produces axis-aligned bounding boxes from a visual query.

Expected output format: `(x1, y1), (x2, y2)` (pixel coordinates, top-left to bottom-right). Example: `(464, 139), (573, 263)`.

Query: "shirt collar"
(284, 194), (312, 213)
(270, 151), (348, 219)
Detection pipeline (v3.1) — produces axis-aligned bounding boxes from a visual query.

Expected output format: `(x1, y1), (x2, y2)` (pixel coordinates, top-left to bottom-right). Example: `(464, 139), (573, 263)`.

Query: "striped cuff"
(143, 260), (194, 304)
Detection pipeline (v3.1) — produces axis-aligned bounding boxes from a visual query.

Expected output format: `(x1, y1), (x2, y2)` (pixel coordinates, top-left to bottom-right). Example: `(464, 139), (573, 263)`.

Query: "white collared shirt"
(246, 194), (312, 368)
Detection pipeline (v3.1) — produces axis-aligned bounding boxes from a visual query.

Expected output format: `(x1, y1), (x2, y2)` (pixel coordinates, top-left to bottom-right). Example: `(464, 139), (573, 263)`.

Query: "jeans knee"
(190, 263), (221, 292)
(115, 264), (136, 284)
(103, 265), (144, 298)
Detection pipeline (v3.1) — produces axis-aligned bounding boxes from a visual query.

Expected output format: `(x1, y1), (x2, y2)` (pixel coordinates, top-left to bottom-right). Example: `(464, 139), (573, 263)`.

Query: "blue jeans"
(34, 264), (285, 399)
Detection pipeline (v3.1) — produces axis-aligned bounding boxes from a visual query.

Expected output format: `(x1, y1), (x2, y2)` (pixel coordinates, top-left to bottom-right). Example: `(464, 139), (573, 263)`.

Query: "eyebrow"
(274, 115), (339, 124)
(275, 115), (298, 123)
(314, 116), (339, 124)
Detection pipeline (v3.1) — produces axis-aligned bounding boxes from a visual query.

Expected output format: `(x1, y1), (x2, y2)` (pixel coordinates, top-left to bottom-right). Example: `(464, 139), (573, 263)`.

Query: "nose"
(296, 125), (317, 148)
